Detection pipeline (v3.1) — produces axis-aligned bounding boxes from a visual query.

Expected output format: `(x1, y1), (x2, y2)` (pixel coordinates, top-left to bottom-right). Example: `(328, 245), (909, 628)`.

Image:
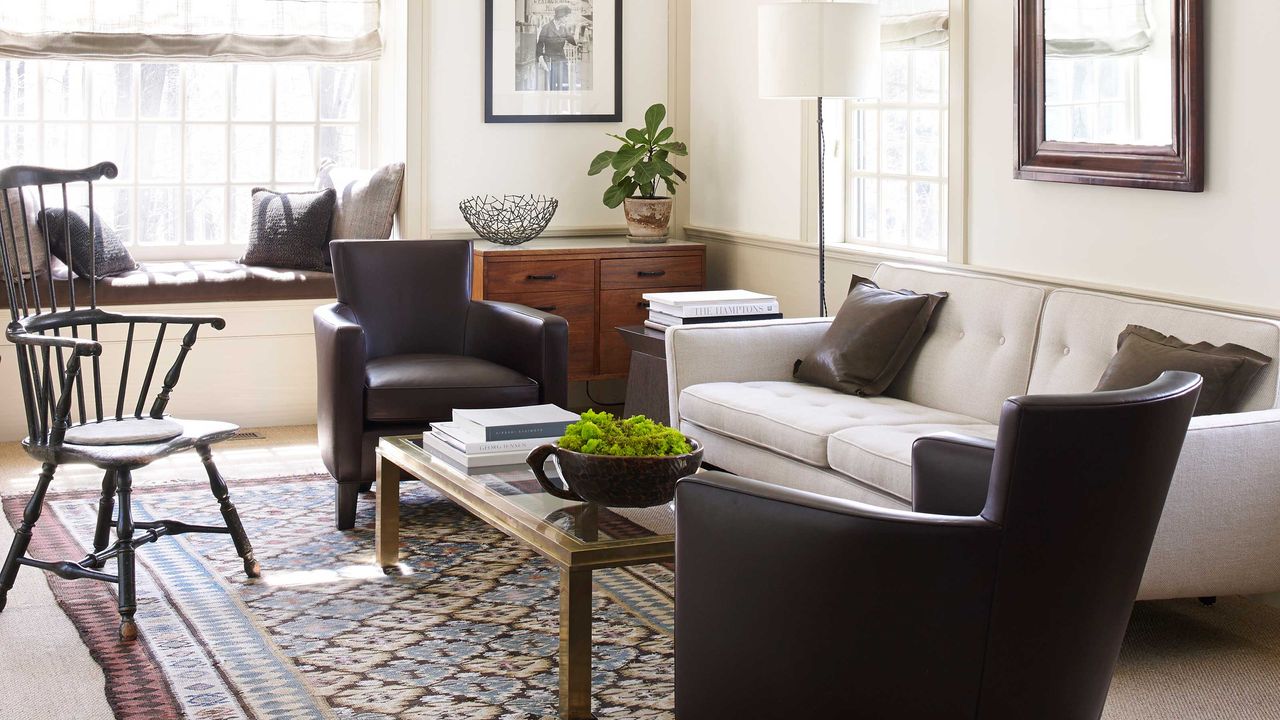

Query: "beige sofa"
(667, 262), (1280, 601)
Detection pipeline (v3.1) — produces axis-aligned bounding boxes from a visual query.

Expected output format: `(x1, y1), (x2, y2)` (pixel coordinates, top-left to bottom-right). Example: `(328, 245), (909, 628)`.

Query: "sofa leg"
(359, 481), (373, 493)
(336, 484), (360, 531)
(1198, 596), (1217, 607)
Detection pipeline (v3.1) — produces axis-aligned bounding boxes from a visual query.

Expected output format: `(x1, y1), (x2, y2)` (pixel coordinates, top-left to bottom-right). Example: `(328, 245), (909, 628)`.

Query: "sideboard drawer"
(489, 290), (596, 378)
(599, 286), (699, 376)
(600, 255), (703, 290)
(485, 259), (595, 293)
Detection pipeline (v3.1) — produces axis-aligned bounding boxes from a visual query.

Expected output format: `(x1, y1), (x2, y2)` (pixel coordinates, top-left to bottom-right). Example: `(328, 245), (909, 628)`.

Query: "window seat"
(2, 260), (336, 309)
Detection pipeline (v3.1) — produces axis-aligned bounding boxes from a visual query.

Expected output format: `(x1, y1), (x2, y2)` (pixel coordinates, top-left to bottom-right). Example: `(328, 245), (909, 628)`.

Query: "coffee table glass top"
(379, 435), (675, 569)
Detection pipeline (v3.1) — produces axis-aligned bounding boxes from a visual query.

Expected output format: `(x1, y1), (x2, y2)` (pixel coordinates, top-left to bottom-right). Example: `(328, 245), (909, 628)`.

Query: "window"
(843, 0), (950, 257)
(0, 60), (369, 260)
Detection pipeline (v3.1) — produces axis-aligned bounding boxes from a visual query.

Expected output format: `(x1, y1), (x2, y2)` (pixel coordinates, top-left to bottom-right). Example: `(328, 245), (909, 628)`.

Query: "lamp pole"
(817, 97), (827, 318)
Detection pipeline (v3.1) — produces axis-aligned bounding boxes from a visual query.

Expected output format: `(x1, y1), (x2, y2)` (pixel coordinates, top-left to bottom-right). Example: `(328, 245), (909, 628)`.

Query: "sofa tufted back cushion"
(1029, 289), (1280, 412)
(871, 263), (1048, 423)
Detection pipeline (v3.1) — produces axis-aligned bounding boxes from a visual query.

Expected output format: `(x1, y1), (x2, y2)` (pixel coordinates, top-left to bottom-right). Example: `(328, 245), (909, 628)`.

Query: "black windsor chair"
(0, 163), (259, 641)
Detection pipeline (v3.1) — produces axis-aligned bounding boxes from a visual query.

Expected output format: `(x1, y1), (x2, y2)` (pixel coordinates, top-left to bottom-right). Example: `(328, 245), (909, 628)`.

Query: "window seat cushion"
(2, 260), (335, 308)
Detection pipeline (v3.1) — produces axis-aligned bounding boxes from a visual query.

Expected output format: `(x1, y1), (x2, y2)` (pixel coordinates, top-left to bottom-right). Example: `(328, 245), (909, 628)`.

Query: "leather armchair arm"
(314, 303), (367, 485)
(911, 433), (997, 516)
(465, 300), (569, 409)
(675, 471), (1003, 720)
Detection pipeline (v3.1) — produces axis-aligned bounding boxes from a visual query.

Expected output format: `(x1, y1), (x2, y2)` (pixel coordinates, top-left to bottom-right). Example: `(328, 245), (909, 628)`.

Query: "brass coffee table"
(374, 436), (675, 719)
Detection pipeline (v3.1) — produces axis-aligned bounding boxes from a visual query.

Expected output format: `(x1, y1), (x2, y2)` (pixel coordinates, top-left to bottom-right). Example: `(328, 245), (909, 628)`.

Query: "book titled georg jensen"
(451, 404), (580, 441)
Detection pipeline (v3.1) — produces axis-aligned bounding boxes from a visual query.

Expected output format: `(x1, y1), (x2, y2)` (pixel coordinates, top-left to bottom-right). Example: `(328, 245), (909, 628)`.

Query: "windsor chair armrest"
(16, 308), (225, 334)
(5, 326), (102, 356)
(98, 311), (227, 330)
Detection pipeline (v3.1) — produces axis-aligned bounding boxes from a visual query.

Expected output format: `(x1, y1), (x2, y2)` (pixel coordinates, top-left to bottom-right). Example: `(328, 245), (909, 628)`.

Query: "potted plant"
(526, 411), (703, 508)
(587, 103), (689, 242)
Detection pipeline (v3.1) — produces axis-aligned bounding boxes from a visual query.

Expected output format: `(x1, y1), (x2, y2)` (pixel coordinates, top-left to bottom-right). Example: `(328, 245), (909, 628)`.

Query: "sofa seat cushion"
(365, 354), (539, 422)
(828, 423), (999, 501)
(680, 380), (987, 467)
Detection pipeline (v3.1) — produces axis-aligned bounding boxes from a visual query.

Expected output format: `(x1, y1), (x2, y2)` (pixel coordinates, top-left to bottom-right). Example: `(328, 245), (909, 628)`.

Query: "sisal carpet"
(4, 472), (1280, 718)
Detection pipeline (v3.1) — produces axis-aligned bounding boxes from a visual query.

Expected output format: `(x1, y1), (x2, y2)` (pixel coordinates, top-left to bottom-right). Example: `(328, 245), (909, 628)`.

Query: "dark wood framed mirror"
(1015, 0), (1203, 192)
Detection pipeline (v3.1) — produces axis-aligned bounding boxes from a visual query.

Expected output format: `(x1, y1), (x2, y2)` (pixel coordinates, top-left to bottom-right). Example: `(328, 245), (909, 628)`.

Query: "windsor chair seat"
(0, 162), (260, 642)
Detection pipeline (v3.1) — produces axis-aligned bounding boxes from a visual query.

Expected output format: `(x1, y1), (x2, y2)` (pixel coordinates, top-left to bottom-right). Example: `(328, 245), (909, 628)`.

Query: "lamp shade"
(759, 1), (881, 99)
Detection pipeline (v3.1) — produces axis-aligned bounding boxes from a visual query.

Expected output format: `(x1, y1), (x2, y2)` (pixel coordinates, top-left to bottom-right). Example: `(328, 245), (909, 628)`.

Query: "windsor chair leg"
(86, 470), (119, 568)
(0, 463), (57, 613)
(197, 446), (261, 579)
(116, 469), (138, 642)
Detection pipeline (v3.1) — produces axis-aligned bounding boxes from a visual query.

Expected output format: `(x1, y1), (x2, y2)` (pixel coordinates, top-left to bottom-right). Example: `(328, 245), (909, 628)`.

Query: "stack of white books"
(423, 404), (579, 469)
(642, 289), (782, 331)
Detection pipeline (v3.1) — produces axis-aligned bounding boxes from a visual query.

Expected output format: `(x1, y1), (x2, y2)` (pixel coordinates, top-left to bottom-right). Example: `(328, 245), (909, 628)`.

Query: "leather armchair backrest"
(331, 239), (472, 359)
(977, 371), (1201, 718)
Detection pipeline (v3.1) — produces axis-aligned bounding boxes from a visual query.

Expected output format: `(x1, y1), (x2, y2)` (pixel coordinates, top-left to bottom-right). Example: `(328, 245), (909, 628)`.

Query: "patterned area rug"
(3, 475), (675, 719)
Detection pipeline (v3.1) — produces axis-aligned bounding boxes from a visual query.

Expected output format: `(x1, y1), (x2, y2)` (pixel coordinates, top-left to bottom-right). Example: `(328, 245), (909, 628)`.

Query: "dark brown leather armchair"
(315, 239), (568, 529)
(674, 372), (1202, 720)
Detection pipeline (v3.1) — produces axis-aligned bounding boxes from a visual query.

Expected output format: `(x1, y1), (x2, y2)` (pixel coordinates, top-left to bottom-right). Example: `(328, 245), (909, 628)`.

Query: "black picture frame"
(485, 0), (624, 124)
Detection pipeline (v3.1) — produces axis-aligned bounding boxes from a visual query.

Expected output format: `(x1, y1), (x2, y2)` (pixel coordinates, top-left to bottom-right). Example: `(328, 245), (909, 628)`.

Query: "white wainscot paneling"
(0, 298), (328, 442)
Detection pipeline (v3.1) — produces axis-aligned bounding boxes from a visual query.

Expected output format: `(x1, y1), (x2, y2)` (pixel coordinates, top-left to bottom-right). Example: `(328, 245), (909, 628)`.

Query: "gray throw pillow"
(316, 160), (404, 267)
(2, 187), (48, 278)
(794, 276), (948, 397)
(1095, 324), (1272, 416)
(39, 206), (138, 278)
(241, 188), (336, 272)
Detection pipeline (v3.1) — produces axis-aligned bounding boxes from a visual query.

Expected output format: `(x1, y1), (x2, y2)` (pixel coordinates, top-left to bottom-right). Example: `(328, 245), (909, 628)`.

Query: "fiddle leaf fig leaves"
(586, 103), (689, 205)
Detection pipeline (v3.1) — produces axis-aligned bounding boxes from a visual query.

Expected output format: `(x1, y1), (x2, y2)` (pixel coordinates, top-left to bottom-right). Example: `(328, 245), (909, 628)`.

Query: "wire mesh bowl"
(459, 194), (559, 245)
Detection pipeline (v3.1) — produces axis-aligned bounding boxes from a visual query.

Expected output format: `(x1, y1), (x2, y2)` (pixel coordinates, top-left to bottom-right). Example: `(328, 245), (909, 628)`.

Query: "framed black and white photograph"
(485, 0), (623, 123)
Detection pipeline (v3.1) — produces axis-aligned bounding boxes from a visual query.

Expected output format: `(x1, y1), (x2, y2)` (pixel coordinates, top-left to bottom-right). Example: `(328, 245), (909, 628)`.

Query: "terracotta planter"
(526, 439), (703, 508)
(623, 197), (674, 241)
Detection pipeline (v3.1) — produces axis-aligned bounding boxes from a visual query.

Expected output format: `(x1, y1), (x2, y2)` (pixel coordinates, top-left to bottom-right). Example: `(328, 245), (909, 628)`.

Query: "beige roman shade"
(0, 0), (382, 62)
(1045, 0), (1154, 58)
(881, 10), (949, 51)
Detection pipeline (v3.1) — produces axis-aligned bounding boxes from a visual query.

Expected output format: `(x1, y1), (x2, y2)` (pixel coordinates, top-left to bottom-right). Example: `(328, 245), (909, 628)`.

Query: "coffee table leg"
(375, 452), (401, 568)
(560, 567), (594, 719)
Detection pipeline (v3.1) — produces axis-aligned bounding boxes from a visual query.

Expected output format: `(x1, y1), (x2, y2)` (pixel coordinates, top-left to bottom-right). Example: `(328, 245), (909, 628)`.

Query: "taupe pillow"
(316, 160), (405, 267)
(1095, 324), (1273, 416)
(1, 187), (48, 278)
(241, 188), (336, 272)
(794, 276), (948, 397)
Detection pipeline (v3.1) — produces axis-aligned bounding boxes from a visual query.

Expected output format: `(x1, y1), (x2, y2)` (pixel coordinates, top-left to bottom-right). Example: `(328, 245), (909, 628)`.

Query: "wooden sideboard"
(472, 238), (706, 381)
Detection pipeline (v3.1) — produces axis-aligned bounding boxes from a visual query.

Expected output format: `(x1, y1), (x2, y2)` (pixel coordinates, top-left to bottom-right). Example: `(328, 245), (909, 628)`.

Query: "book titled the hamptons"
(643, 289), (780, 318)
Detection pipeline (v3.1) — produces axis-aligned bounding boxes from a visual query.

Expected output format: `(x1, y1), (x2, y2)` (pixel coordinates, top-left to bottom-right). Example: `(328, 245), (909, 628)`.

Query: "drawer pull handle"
(637, 270), (667, 278)
(526, 273), (558, 281)
(536, 305), (558, 313)
(637, 301), (651, 309)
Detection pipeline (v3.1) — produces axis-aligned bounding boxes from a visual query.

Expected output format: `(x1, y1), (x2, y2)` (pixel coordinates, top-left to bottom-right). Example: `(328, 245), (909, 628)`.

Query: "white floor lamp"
(759, 1), (881, 317)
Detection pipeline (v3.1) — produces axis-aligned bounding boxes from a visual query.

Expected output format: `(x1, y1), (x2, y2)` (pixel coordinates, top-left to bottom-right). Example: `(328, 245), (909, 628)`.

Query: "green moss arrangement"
(558, 410), (693, 457)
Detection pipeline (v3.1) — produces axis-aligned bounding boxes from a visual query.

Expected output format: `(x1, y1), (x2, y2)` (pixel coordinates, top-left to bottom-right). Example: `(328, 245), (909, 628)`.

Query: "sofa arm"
(1137, 408), (1280, 600)
(314, 303), (367, 485)
(675, 471), (1002, 719)
(666, 318), (832, 426)
(911, 433), (997, 517)
(466, 300), (569, 409)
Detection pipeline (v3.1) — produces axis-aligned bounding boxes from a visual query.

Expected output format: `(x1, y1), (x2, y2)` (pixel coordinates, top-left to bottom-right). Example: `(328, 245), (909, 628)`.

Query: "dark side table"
(615, 325), (670, 424)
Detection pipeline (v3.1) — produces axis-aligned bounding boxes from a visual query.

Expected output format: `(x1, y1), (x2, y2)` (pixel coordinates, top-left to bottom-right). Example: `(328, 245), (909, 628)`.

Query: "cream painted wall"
(689, 1), (1280, 315)
(423, 0), (671, 236)
(966, 1), (1280, 311)
(688, 0), (804, 242)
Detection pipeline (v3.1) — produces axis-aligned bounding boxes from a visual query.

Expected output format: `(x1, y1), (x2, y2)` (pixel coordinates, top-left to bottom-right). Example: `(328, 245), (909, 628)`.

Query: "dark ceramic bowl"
(526, 440), (703, 508)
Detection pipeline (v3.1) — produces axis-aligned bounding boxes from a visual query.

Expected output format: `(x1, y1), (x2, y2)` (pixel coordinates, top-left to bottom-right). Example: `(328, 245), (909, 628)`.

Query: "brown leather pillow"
(794, 276), (948, 397)
(1095, 324), (1272, 416)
